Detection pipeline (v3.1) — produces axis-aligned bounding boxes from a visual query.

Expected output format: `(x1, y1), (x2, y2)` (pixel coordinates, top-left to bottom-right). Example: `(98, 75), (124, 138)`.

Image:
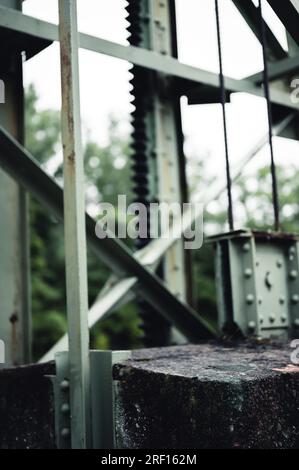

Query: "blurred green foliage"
(26, 85), (140, 359)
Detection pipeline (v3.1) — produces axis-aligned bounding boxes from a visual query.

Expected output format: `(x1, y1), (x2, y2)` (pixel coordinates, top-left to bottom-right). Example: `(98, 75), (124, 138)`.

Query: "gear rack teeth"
(126, 0), (172, 347)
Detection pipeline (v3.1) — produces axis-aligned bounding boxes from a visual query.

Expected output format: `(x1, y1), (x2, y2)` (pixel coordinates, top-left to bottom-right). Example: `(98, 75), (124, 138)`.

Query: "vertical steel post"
(90, 350), (132, 449)
(0, 0), (31, 366)
(149, 0), (187, 305)
(59, 0), (90, 449)
(127, 0), (189, 345)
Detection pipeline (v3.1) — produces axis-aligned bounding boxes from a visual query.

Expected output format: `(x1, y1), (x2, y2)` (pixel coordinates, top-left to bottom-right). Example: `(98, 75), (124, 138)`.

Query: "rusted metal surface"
(252, 230), (299, 243)
(59, 0), (90, 449)
(208, 229), (299, 244)
(0, 0), (31, 367)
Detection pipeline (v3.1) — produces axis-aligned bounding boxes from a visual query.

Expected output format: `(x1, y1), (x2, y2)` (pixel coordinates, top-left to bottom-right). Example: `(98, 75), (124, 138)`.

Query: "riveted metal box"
(210, 230), (299, 339)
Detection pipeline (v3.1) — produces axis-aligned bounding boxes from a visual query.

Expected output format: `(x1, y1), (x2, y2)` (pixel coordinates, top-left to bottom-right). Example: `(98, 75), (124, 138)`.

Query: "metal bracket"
(212, 230), (299, 339)
(53, 351), (71, 449)
(90, 350), (132, 449)
(54, 350), (132, 449)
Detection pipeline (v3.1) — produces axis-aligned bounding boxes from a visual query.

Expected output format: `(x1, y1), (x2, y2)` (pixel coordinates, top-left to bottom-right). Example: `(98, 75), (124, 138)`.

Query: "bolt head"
(276, 259), (283, 268)
(294, 319), (299, 328)
(61, 428), (70, 439)
(281, 314), (288, 323)
(292, 295), (299, 304)
(246, 294), (255, 305)
(269, 314), (276, 323)
(60, 380), (69, 391)
(243, 243), (250, 252)
(289, 270), (298, 280)
(61, 403), (70, 414)
(279, 296), (285, 305)
(244, 268), (253, 278)
(248, 321), (256, 331)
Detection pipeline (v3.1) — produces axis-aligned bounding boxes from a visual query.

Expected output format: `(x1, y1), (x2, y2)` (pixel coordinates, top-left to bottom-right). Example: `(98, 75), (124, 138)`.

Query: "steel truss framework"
(0, 0), (299, 448)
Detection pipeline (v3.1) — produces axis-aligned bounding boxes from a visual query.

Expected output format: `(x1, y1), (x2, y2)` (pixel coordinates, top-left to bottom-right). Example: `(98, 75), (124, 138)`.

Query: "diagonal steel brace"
(0, 125), (219, 345)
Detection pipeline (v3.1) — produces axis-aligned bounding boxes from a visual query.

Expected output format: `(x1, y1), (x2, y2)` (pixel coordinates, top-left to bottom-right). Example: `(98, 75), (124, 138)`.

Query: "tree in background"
(236, 165), (299, 233)
(26, 84), (66, 358)
(26, 85), (139, 359)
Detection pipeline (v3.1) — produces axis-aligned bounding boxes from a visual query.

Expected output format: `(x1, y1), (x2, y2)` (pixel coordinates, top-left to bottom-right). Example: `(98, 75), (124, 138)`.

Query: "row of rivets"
(243, 243), (256, 333)
(288, 247), (299, 330)
(247, 295), (299, 305)
(242, 242), (299, 332)
(60, 379), (71, 441)
(250, 316), (299, 329)
(258, 314), (286, 325)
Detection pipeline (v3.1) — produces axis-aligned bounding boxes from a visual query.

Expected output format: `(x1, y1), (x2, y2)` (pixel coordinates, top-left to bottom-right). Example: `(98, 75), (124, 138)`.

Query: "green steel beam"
(0, 6), (297, 112)
(0, 0), (31, 367)
(248, 54), (299, 84)
(0, 124), (218, 342)
(231, 0), (287, 61)
(267, 0), (299, 47)
(59, 0), (90, 449)
(41, 202), (204, 363)
(90, 350), (132, 449)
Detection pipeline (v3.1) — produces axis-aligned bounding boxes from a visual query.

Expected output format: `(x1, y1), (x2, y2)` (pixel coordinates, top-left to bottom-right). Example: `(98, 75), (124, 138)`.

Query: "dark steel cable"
(215, 0), (234, 231)
(258, 0), (280, 231)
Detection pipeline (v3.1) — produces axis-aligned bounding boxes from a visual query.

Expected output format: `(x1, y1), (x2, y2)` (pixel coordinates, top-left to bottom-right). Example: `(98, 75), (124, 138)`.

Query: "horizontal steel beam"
(248, 54), (299, 84)
(0, 124), (218, 342)
(0, 6), (297, 111)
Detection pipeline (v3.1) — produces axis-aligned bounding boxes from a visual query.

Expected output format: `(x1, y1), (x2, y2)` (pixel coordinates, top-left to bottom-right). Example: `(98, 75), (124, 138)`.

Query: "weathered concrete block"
(114, 343), (299, 449)
(0, 362), (55, 449)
